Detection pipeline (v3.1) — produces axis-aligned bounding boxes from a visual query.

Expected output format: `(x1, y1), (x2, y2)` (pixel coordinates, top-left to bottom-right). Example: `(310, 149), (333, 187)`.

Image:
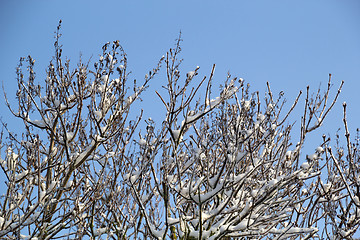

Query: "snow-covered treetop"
(0, 21), (358, 240)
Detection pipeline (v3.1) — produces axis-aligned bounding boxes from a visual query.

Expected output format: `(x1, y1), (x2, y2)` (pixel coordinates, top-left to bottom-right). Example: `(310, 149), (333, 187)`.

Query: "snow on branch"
(0, 24), (358, 239)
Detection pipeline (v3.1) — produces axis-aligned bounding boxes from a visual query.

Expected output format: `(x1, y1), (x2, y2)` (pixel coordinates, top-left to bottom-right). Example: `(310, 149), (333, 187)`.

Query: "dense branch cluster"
(0, 22), (359, 239)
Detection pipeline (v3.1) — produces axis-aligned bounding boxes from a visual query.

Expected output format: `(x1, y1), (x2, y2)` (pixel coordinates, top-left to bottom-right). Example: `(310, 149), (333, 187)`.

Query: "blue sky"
(0, 1), (359, 237)
(0, 0), (359, 145)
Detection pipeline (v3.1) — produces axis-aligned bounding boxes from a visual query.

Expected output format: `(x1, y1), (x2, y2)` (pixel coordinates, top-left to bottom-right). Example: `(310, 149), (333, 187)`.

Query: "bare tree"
(0, 21), (359, 239)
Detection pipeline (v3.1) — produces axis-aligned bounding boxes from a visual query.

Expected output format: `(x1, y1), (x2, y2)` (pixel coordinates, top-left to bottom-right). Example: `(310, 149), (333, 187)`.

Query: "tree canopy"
(1, 21), (359, 240)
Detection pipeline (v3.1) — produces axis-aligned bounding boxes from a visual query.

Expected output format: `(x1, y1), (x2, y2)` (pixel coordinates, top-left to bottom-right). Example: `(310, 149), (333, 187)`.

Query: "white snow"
(301, 162), (310, 170)
(97, 84), (104, 93)
(316, 146), (324, 153)
(257, 113), (265, 122)
(308, 153), (318, 161)
(20, 234), (30, 239)
(60, 104), (66, 110)
(149, 224), (165, 239)
(15, 170), (28, 181)
(186, 114), (198, 123)
(267, 179), (278, 188)
(101, 75), (109, 82)
(243, 100), (251, 110)
(77, 203), (85, 212)
(65, 180), (73, 188)
(95, 227), (107, 236)
(54, 99), (61, 107)
(125, 95), (134, 106)
(123, 173), (130, 181)
(167, 217), (179, 225)
(230, 218), (253, 231)
(47, 180), (57, 192)
(31, 211), (41, 221)
(210, 97), (221, 107)
(172, 129), (181, 141)
(269, 226), (317, 234)
(187, 71), (195, 78)
(239, 199), (252, 218)
(234, 173), (246, 182)
(39, 190), (46, 203)
(31, 119), (47, 128)
(75, 140), (96, 166)
(68, 94), (76, 102)
(108, 54), (113, 62)
(354, 196), (360, 205)
(94, 110), (102, 119)
(139, 138), (147, 146)
(130, 174), (138, 184)
(195, 182), (223, 204)
(322, 183), (331, 193)
(66, 132), (74, 141)
(236, 152), (246, 162)
(251, 189), (258, 197)
(11, 155), (19, 167)
(254, 121), (260, 129)
(340, 229), (351, 237)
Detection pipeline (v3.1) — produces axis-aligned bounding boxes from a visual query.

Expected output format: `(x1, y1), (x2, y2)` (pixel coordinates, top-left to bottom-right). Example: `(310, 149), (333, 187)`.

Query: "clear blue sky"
(0, 0), (359, 143)
(0, 2), (359, 237)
